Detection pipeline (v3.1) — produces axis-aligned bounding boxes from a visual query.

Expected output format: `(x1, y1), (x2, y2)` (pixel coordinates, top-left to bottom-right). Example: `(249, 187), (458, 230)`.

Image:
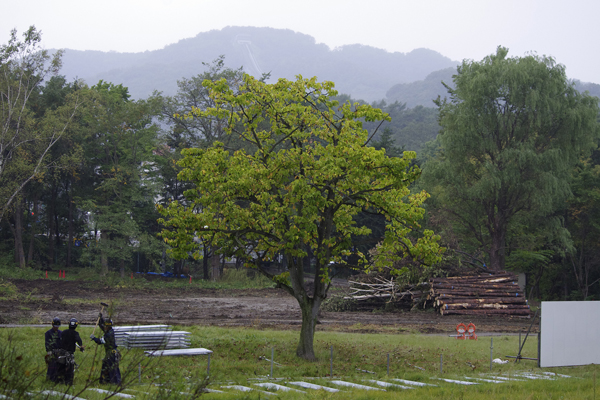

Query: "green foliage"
(159, 74), (442, 272)
(422, 46), (600, 271)
(158, 74), (442, 359)
(0, 279), (18, 299)
(218, 267), (275, 288)
(321, 294), (356, 311)
(0, 26), (80, 223)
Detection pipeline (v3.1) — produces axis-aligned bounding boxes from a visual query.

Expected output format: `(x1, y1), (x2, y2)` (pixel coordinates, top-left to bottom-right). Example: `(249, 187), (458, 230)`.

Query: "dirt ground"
(0, 278), (538, 335)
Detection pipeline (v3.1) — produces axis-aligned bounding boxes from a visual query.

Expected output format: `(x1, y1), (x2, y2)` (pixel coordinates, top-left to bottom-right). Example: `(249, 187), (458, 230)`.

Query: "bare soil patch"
(1, 278), (537, 335)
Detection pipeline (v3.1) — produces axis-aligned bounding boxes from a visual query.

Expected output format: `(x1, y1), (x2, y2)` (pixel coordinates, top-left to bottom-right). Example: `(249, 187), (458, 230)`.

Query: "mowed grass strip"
(1, 325), (596, 399)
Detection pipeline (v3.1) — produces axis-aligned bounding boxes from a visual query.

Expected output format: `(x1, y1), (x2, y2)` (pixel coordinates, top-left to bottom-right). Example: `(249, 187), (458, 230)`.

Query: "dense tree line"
(2, 28), (600, 305)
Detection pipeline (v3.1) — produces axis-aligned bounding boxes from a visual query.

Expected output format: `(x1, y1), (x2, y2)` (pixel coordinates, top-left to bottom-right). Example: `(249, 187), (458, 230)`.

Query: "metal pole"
(270, 347), (274, 378)
(440, 354), (443, 374)
(519, 331), (521, 353)
(330, 345), (333, 378)
(490, 338), (493, 371)
(138, 363), (141, 384)
(207, 353), (211, 376)
(387, 353), (390, 376)
(515, 309), (539, 363)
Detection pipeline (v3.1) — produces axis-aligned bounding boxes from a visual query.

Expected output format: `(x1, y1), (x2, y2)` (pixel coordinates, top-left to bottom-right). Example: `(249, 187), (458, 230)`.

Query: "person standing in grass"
(90, 314), (121, 385)
(57, 318), (84, 385)
(45, 317), (62, 382)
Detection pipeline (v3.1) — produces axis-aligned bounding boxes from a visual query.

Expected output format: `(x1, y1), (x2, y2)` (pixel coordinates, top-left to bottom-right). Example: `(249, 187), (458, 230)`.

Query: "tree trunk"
(14, 200), (26, 268)
(202, 246), (209, 280)
(296, 296), (322, 360)
(48, 185), (56, 267)
(285, 253), (328, 360)
(488, 218), (507, 271)
(27, 196), (38, 264)
(101, 231), (109, 275)
(67, 180), (73, 269)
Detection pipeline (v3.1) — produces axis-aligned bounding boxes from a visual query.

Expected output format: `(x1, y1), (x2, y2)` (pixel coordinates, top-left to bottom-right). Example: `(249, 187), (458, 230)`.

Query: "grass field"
(1, 324), (596, 399)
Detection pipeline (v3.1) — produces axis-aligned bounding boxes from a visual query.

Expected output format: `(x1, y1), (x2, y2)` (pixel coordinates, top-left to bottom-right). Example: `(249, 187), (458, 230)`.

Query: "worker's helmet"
(69, 318), (78, 329)
(52, 317), (61, 327)
(103, 318), (113, 328)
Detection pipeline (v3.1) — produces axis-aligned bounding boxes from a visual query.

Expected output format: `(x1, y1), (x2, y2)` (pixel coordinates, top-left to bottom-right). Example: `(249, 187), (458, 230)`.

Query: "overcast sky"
(2, 0), (599, 84)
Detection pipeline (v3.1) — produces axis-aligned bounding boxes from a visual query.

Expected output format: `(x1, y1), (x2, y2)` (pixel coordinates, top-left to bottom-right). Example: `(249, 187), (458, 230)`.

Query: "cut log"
(441, 308), (531, 316)
(441, 303), (530, 310)
(436, 297), (528, 307)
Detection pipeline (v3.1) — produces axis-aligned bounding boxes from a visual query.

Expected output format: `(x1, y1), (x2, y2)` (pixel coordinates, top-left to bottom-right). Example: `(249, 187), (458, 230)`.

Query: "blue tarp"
(137, 271), (187, 278)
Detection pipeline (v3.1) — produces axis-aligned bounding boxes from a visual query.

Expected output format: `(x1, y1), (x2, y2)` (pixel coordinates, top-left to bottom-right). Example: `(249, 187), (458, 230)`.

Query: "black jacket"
(45, 328), (62, 352)
(60, 328), (82, 353)
(93, 328), (118, 358)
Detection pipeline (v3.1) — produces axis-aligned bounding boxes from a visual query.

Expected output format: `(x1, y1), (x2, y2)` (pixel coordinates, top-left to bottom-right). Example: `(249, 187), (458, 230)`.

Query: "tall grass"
(2, 325), (594, 399)
(0, 266), (275, 291)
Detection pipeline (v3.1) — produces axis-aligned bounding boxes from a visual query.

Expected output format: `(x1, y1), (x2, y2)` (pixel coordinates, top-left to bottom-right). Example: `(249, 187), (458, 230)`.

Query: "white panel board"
(541, 301), (600, 367)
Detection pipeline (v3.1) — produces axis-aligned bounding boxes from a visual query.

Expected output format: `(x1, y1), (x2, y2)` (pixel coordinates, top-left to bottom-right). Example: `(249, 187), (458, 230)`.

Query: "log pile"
(344, 278), (424, 311)
(430, 273), (530, 317)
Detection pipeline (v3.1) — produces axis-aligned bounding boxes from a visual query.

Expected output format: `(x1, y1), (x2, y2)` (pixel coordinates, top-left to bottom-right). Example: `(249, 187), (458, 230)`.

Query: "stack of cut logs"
(430, 273), (530, 317)
(344, 278), (424, 311)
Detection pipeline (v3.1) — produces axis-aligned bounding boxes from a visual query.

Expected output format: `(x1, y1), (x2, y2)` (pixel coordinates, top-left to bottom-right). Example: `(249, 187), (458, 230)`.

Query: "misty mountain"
(386, 67), (454, 107)
(57, 26), (457, 102)
(386, 67), (600, 108)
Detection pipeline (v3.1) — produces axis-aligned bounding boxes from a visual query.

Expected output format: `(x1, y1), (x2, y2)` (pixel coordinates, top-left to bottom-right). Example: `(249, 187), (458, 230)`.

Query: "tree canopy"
(158, 74), (442, 359)
(422, 46), (600, 271)
(0, 27), (80, 222)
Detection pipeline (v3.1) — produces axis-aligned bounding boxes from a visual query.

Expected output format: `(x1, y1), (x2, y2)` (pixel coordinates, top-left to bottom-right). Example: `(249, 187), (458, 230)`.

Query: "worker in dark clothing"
(90, 314), (121, 385)
(57, 318), (84, 385)
(44, 317), (62, 382)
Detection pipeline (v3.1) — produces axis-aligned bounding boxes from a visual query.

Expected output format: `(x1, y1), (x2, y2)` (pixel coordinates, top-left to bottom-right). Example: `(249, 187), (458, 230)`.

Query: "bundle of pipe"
(113, 325), (172, 347)
(124, 330), (191, 350)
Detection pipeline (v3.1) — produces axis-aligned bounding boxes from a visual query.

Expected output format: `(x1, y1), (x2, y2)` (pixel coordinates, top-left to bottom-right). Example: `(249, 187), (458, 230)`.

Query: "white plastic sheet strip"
(391, 378), (436, 387)
(433, 378), (478, 385)
(88, 388), (135, 398)
(40, 391), (86, 400)
(330, 380), (384, 390)
(254, 383), (305, 393)
(144, 348), (212, 357)
(287, 381), (339, 392)
(367, 379), (414, 389)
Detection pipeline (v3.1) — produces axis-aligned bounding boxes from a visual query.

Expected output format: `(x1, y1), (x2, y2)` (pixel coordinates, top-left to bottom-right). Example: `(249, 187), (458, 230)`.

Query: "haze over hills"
(58, 26), (458, 102)
(57, 25), (600, 111)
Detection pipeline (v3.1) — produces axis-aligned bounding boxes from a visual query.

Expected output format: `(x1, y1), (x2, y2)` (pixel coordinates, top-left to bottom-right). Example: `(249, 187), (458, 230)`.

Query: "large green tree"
(0, 27), (80, 223)
(81, 81), (161, 275)
(423, 47), (600, 271)
(158, 75), (442, 359)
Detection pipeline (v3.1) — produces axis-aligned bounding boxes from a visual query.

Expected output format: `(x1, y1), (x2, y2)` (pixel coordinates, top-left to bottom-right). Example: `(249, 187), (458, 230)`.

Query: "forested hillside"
(58, 26), (457, 102)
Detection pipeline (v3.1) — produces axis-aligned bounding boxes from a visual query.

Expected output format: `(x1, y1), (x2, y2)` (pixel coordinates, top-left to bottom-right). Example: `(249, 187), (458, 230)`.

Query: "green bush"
(322, 294), (356, 311)
(220, 267), (275, 288)
(0, 279), (18, 299)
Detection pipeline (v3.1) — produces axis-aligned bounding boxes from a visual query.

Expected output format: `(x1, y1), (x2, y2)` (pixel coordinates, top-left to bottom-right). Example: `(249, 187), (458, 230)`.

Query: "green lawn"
(1, 325), (595, 399)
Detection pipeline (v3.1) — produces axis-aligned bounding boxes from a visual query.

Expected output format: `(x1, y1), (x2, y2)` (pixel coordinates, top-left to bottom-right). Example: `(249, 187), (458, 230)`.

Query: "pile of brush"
(344, 277), (425, 311)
